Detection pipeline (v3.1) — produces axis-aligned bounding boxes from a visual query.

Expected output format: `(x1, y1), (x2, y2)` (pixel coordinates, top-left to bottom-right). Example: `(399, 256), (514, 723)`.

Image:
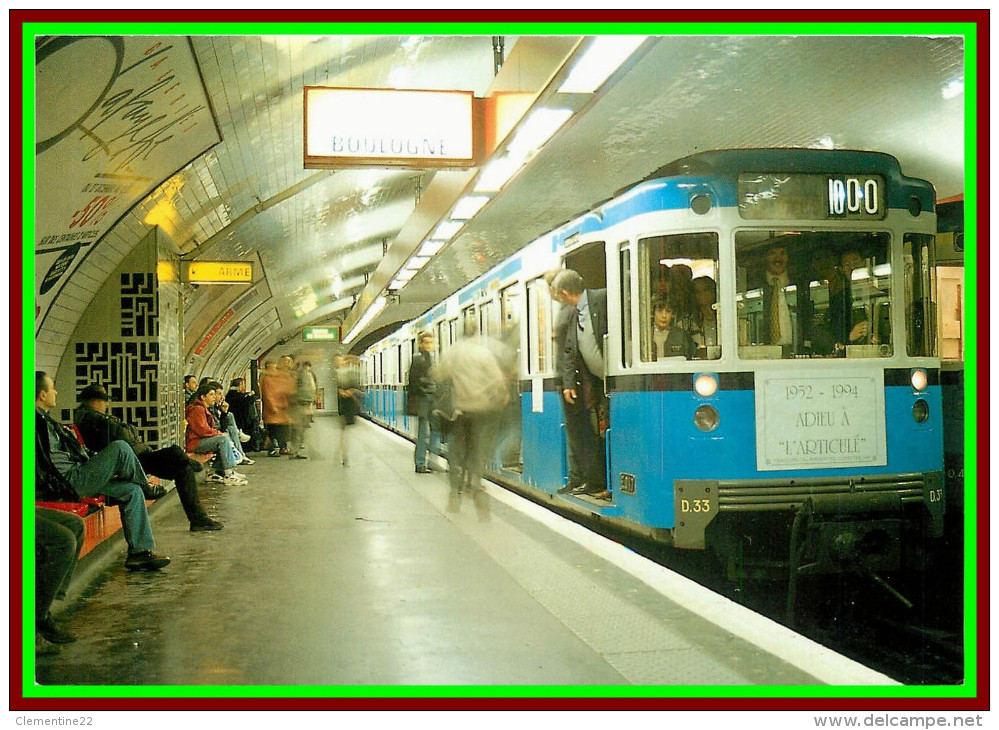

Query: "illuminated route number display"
(738, 173), (886, 220)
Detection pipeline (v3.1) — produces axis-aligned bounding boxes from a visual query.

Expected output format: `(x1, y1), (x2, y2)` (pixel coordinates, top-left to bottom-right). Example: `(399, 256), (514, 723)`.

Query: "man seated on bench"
(34, 371), (171, 571)
(74, 383), (223, 532)
(35, 507), (85, 655)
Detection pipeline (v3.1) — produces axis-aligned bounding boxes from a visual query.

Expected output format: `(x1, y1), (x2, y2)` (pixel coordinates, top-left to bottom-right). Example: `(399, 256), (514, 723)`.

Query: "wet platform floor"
(34, 416), (893, 688)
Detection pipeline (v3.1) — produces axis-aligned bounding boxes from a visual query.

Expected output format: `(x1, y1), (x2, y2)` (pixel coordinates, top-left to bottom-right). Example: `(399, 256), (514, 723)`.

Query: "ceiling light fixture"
(557, 36), (648, 94)
(506, 108), (574, 156)
(474, 154), (526, 193)
(418, 240), (447, 257)
(432, 220), (465, 240)
(343, 295), (388, 345)
(451, 195), (491, 220)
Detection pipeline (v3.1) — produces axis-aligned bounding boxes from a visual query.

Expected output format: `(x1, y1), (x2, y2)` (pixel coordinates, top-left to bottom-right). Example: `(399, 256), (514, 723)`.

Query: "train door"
(499, 284), (523, 471)
(561, 241), (608, 492)
(609, 231), (720, 522)
(523, 275), (563, 490)
(478, 298), (499, 338)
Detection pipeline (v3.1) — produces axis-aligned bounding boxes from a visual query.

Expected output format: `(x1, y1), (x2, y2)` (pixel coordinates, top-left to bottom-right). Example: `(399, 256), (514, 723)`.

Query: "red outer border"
(12, 8), (990, 711)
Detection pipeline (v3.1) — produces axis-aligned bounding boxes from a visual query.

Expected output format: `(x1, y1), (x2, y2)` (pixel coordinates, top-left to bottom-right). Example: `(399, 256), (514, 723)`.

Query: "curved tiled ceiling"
(32, 32), (966, 374)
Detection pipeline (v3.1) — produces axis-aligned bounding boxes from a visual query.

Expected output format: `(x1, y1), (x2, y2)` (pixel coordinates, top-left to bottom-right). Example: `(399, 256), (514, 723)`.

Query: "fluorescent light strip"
(419, 240), (446, 257)
(558, 36), (648, 94)
(506, 108), (574, 156)
(343, 295), (388, 344)
(474, 154), (526, 193)
(451, 194), (491, 220)
(433, 220), (464, 240)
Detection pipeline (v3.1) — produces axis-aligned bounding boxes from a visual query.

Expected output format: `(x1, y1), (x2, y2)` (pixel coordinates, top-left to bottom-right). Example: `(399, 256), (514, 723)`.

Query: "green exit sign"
(302, 326), (341, 342)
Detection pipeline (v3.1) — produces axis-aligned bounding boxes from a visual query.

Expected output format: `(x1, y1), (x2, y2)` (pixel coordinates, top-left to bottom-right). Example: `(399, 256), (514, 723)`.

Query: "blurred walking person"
(334, 354), (363, 467)
(435, 331), (510, 519)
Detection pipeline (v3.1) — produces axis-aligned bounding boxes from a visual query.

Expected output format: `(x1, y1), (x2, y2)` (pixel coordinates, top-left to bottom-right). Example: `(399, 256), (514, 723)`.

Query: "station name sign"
(185, 261), (252, 284)
(304, 86), (475, 169)
(303, 326), (342, 342)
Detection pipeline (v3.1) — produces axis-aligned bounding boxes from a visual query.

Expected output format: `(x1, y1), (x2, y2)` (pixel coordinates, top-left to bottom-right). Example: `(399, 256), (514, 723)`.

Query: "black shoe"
(557, 483), (577, 494)
(143, 483), (168, 500)
(415, 466), (432, 474)
(35, 633), (61, 656)
(125, 550), (171, 571)
(39, 614), (76, 644)
(190, 518), (223, 532)
(571, 483), (603, 496)
(187, 457), (204, 472)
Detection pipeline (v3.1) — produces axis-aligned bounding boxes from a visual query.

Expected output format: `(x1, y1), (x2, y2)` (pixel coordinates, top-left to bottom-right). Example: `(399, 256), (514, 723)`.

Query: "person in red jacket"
(185, 383), (248, 486)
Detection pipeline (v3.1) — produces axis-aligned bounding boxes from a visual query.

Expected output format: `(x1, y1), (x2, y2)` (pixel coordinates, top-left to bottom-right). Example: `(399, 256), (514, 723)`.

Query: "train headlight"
(912, 399), (930, 424)
(911, 368), (928, 391)
(694, 373), (718, 398)
(694, 404), (720, 432)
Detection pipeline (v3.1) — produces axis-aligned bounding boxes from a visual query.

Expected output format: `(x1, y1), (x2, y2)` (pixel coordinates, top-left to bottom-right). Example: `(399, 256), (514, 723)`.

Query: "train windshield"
(735, 230), (893, 359)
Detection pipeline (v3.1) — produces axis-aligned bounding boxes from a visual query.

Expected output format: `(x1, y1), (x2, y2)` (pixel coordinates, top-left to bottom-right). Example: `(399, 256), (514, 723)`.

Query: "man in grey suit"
(552, 269), (610, 499)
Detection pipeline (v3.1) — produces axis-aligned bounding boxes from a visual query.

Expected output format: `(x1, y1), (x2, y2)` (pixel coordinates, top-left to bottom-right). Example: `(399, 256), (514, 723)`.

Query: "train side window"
(462, 306), (477, 337)
(479, 299), (499, 337)
(500, 284), (522, 365)
(904, 233), (938, 358)
(448, 318), (458, 349)
(563, 241), (606, 289)
(619, 244), (633, 367)
(526, 277), (553, 375)
(637, 232), (719, 362)
(402, 338), (413, 382)
(735, 230), (892, 359)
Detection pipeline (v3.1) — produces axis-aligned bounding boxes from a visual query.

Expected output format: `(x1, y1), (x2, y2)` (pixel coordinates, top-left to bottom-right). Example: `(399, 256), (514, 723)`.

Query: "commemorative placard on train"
(755, 372), (887, 470)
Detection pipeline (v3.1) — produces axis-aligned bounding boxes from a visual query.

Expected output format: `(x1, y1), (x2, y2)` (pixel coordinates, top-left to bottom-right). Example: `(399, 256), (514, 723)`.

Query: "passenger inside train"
(648, 295), (696, 361)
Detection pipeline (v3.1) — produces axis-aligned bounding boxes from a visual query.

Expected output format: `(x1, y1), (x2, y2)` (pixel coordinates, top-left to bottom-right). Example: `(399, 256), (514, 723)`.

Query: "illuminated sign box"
(303, 326), (342, 342)
(304, 86), (475, 169)
(185, 261), (252, 283)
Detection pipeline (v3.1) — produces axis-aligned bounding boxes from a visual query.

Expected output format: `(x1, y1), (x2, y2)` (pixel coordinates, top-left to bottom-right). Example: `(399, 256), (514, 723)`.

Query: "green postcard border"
(19, 18), (981, 703)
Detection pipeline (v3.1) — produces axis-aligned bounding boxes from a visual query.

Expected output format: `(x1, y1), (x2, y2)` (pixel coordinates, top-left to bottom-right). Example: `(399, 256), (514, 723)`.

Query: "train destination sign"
(755, 372), (887, 471)
(738, 173), (886, 221)
(304, 86), (475, 169)
(185, 261), (252, 283)
(302, 326), (341, 342)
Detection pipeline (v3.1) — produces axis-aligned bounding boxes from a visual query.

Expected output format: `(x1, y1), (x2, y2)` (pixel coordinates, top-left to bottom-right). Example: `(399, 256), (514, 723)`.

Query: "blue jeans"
(64, 440), (156, 553)
(219, 413), (246, 460)
(414, 402), (440, 468)
(193, 434), (237, 471)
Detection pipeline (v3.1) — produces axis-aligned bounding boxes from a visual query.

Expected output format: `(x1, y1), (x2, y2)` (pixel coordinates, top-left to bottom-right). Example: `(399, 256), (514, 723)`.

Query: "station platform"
(35, 415), (896, 689)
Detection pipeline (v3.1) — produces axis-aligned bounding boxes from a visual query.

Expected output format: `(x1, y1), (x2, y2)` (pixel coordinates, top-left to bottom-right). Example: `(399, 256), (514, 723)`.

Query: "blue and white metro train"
(362, 148), (946, 580)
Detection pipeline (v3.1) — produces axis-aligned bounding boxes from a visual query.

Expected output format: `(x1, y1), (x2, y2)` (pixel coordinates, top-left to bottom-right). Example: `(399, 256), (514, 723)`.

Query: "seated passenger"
(210, 383), (254, 466)
(35, 507), (85, 654)
(651, 296), (696, 360)
(227, 378), (262, 450)
(667, 263), (696, 331)
(183, 374), (198, 405)
(185, 384), (248, 486)
(74, 384), (222, 532)
(34, 372), (171, 572)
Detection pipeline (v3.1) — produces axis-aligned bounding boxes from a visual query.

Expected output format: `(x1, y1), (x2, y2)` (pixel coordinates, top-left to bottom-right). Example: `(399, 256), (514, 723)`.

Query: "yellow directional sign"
(185, 261), (252, 283)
